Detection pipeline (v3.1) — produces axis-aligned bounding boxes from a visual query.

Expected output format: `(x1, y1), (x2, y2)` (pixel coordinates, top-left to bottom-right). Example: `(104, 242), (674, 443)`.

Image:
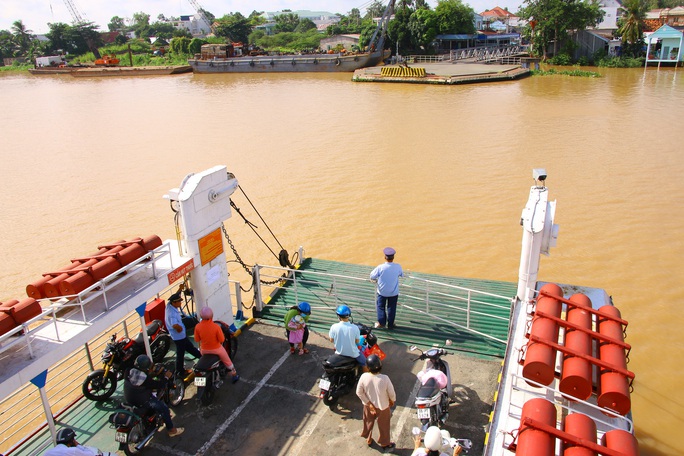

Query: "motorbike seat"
(324, 354), (358, 369)
(416, 378), (440, 399)
(133, 320), (162, 345)
(195, 354), (222, 371)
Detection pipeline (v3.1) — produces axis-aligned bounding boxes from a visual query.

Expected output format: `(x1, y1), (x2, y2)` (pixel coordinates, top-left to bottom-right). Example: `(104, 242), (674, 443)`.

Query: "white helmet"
(424, 426), (442, 451)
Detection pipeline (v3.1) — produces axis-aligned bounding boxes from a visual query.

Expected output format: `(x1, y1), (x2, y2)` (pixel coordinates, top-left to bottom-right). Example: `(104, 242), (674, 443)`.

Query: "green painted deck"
(257, 258), (516, 360)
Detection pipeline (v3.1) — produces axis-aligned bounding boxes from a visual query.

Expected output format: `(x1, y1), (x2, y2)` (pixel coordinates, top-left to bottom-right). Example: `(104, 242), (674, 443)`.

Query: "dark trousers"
(376, 295), (398, 328)
(286, 326), (309, 348)
(173, 337), (201, 373)
(149, 397), (174, 430)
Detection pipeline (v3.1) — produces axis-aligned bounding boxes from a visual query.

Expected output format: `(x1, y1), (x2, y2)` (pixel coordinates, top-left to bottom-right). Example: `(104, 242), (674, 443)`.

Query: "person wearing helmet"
(42, 427), (116, 455)
(356, 354), (396, 450)
(193, 306), (239, 383)
(164, 288), (202, 375)
(328, 305), (367, 370)
(370, 247), (404, 330)
(123, 355), (183, 437)
(283, 302), (311, 354)
(411, 426), (463, 456)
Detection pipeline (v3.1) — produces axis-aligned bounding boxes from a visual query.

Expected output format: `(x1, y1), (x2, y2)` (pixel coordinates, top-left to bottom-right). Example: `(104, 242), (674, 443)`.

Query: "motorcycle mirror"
(409, 345), (418, 351)
(412, 426), (421, 436)
(445, 339), (453, 346)
(460, 439), (473, 450)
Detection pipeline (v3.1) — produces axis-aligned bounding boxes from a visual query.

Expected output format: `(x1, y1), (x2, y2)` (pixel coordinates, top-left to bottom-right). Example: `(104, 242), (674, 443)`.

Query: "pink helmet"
(200, 306), (214, 320)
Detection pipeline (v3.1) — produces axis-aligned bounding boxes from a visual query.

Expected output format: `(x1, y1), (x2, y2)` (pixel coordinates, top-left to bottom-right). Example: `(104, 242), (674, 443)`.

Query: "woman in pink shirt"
(193, 306), (239, 383)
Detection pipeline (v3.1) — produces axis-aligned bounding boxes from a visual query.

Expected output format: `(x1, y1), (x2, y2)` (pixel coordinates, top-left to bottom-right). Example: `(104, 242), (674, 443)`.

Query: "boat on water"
(0, 166), (637, 455)
(68, 65), (192, 77)
(188, 1), (395, 74)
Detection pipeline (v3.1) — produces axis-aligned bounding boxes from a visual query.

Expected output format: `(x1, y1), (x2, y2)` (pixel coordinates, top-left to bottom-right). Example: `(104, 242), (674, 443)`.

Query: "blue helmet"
(336, 305), (351, 318)
(297, 301), (311, 315)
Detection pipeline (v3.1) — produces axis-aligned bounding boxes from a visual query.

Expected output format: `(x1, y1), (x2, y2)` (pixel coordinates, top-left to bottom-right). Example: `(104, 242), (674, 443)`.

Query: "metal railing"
(450, 45), (524, 62)
(254, 264), (513, 344)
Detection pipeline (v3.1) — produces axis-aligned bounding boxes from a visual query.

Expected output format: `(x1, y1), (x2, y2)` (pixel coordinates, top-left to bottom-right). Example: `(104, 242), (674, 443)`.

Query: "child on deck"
(288, 314), (307, 355)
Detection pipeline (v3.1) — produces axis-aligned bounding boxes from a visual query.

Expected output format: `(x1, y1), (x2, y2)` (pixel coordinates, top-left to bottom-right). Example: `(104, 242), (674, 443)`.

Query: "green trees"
(518, 0), (604, 58)
(45, 22), (103, 56)
(11, 20), (33, 55)
(213, 12), (253, 43)
(616, 0), (648, 57)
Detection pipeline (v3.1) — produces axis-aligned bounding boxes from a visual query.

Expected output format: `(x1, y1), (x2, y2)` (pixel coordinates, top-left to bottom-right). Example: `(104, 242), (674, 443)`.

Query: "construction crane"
(186, 0), (215, 36)
(61, 0), (102, 58)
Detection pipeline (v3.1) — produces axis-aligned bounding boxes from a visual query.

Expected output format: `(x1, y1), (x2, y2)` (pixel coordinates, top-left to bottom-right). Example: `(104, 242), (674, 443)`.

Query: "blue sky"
(1, 0), (524, 34)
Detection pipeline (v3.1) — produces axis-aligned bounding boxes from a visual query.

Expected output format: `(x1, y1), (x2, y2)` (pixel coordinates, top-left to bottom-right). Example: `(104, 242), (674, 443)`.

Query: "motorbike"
(411, 344), (454, 430)
(171, 320), (238, 406)
(412, 426), (472, 454)
(82, 319), (172, 401)
(109, 364), (181, 455)
(319, 323), (380, 409)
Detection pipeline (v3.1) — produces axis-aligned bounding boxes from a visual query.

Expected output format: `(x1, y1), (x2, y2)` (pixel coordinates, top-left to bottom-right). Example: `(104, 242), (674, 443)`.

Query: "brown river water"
(1, 67), (683, 454)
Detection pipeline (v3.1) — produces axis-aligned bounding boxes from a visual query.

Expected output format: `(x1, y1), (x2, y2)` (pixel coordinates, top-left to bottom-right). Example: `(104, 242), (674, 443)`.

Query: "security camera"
(533, 168), (547, 181)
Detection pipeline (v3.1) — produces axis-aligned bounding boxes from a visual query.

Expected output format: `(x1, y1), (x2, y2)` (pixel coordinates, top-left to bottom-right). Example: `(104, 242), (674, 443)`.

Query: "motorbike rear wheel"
(83, 369), (117, 401)
(120, 423), (145, 455)
(200, 385), (216, 405)
(168, 375), (185, 407)
(322, 392), (338, 409)
(151, 334), (172, 363)
(224, 335), (238, 360)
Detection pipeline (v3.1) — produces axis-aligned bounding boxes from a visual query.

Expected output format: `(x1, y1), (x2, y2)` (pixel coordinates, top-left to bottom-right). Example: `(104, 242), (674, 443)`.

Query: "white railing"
(254, 264), (513, 344)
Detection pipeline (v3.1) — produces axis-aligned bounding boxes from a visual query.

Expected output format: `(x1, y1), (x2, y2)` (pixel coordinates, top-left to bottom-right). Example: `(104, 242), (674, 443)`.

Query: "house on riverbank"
(644, 24), (684, 66)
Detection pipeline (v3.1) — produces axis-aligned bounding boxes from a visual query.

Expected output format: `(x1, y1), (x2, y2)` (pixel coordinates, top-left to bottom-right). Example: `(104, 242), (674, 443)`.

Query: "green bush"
(532, 67), (601, 77)
(595, 56), (645, 67)
(548, 53), (573, 66)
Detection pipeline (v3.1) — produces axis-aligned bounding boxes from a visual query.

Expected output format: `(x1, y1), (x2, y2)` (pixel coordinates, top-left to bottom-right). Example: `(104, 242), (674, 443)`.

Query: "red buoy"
(523, 283), (563, 386)
(560, 294), (593, 401)
(601, 429), (638, 456)
(597, 305), (630, 415)
(562, 413), (597, 456)
(517, 398), (557, 456)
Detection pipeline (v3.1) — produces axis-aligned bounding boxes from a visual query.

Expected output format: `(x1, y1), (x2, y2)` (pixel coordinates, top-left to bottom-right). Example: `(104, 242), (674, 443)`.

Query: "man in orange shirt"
(193, 306), (239, 383)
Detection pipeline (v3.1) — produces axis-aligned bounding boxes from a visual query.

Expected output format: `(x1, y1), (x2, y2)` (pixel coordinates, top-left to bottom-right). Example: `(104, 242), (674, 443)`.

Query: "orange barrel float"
(601, 429), (638, 456)
(142, 235), (162, 252)
(597, 305), (630, 415)
(517, 398), (557, 456)
(27, 260), (82, 299)
(116, 242), (147, 266)
(562, 413), (597, 456)
(559, 293), (594, 401)
(523, 283), (564, 386)
(58, 244), (126, 297)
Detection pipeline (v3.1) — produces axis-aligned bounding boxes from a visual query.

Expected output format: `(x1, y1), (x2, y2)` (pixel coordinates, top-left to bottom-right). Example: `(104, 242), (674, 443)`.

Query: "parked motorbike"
(109, 364), (181, 455)
(171, 320), (238, 405)
(319, 323), (379, 409)
(412, 426), (472, 454)
(411, 344), (454, 429)
(82, 320), (172, 401)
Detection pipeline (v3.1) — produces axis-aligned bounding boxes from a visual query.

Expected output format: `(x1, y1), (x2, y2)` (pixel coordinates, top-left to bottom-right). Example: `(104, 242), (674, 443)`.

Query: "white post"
(516, 169), (559, 304)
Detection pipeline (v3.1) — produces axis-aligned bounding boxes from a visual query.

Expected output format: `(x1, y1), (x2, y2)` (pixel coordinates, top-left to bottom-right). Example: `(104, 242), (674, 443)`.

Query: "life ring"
(250, 60), (255, 67)
(335, 58), (341, 66)
(313, 58), (318, 64)
(292, 59), (296, 66)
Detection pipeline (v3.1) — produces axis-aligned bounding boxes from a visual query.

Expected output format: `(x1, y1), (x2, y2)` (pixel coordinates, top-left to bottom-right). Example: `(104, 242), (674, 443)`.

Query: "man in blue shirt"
(370, 247), (404, 330)
(164, 291), (201, 374)
(328, 305), (367, 370)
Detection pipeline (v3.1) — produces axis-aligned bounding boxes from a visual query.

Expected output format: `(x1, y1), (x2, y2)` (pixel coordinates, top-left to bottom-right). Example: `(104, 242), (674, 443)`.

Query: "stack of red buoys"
(26, 235), (163, 300)
(0, 298), (42, 336)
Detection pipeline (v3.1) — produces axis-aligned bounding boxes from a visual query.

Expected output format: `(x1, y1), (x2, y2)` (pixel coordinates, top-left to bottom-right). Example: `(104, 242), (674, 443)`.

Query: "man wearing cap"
(370, 247), (404, 330)
(164, 290), (202, 374)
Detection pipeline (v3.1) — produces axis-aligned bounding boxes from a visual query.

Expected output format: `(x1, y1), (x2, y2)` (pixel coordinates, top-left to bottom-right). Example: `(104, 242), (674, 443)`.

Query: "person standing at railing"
(370, 247), (404, 330)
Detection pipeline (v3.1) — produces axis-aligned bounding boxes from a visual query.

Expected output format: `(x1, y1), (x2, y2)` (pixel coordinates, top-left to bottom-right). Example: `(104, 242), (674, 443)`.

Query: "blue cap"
(383, 247), (396, 256)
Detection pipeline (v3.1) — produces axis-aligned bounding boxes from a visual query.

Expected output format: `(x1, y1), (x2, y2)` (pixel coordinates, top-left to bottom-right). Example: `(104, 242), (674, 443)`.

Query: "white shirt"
(43, 444), (105, 456)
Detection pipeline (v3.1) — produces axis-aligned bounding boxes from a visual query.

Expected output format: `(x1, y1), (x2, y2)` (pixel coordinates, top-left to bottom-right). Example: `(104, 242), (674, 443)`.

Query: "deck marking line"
(393, 377), (422, 441)
(150, 442), (194, 456)
(196, 349), (291, 455)
(239, 377), (320, 398)
(287, 401), (329, 456)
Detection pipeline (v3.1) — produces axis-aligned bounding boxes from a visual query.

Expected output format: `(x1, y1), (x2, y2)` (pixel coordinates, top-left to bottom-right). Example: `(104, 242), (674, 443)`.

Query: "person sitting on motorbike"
(123, 355), (184, 437)
(328, 305), (367, 371)
(411, 426), (463, 456)
(42, 427), (115, 455)
(193, 306), (240, 383)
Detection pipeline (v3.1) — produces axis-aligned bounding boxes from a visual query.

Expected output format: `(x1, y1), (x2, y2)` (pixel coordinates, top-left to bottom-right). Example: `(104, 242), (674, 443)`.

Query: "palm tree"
(11, 20), (33, 56)
(617, 0), (648, 57)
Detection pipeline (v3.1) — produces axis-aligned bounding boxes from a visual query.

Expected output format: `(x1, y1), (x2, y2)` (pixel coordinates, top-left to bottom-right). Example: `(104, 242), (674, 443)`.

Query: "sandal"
(290, 347), (295, 354)
(298, 349), (305, 355)
(302, 348), (310, 354)
(382, 442), (396, 451)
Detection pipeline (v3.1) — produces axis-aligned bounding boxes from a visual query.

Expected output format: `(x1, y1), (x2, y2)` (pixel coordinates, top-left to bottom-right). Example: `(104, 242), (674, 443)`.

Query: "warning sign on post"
(198, 228), (224, 266)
